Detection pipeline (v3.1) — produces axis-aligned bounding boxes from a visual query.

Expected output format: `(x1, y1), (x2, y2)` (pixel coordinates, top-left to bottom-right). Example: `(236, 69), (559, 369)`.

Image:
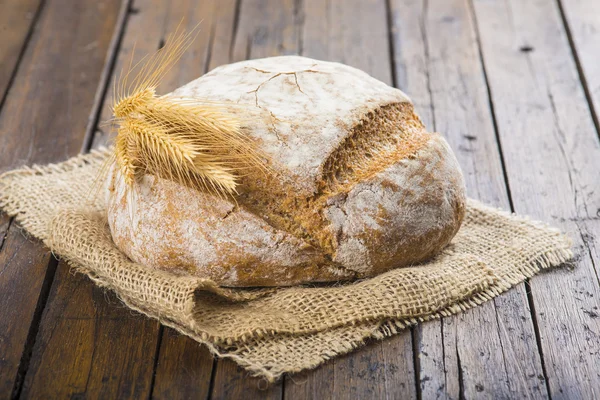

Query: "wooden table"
(1, 0), (599, 398)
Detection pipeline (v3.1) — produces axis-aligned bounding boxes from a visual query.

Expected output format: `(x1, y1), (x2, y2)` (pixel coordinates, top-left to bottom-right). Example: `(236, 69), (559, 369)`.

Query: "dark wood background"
(0, 0), (599, 398)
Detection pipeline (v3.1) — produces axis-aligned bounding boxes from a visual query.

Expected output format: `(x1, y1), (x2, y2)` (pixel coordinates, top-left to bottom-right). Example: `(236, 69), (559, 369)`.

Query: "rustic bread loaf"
(106, 56), (466, 287)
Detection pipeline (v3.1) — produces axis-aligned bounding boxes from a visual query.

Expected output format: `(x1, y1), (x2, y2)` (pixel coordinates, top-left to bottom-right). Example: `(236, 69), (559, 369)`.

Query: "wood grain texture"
(285, 1), (417, 398)
(231, 0), (300, 62)
(473, 0), (600, 397)
(285, 336), (416, 399)
(10, 0), (156, 396)
(211, 359), (283, 400)
(0, 226), (54, 398)
(0, 0), (42, 103)
(389, 0), (549, 398)
(558, 0), (600, 134)
(302, 0), (393, 85)
(18, 3), (153, 398)
(20, 263), (159, 399)
(149, 328), (214, 400)
(0, 0), (125, 396)
(0, 0), (122, 170)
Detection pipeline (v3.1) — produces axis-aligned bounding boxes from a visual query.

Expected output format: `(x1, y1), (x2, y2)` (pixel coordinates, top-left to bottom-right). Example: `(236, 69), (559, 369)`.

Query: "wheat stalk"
(103, 22), (267, 199)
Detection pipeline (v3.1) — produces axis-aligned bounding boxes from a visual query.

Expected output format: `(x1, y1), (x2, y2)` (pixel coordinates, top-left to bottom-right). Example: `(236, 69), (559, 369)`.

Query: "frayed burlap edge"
(113, 245), (571, 383)
(0, 149), (108, 239)
(0, 150), (574, 382)
(105, 225), (572, 382)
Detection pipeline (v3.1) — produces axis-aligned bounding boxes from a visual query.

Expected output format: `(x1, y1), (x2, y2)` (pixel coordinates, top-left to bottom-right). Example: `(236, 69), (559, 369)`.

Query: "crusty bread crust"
(234, 102), (431, 257)
(325, 134), (465, 275)
(106, 56), (466, 287)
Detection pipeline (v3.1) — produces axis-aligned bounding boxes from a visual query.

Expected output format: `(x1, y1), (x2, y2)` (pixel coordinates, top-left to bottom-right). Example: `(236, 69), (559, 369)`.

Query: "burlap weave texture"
(0, 149), (573, 382)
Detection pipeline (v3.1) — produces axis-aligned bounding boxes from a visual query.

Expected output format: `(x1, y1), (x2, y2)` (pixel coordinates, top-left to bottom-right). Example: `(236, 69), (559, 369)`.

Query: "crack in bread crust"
(234, 102), (431, 258)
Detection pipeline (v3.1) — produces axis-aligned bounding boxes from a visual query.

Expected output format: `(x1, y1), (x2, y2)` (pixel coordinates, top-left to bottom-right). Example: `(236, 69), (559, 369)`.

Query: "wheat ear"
(105, 22), (267, 198)
(122, 118), (238, 196)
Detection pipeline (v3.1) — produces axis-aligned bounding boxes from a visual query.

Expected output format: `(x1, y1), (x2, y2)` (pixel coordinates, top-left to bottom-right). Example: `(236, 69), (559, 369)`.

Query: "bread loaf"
(106, 56), (466, 287)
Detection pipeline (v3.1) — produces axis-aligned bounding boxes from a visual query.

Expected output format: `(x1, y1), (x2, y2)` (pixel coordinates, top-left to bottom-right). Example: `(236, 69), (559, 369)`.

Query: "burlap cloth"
(0, 149), (573, 382)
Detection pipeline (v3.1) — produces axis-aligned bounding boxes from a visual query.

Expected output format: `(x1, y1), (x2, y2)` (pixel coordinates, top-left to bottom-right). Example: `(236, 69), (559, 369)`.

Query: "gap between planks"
(5, 0), (132, 397)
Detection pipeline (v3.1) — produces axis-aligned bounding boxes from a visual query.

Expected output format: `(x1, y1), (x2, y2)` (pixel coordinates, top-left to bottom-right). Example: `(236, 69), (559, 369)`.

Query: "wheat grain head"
(99, 22), (268, 201)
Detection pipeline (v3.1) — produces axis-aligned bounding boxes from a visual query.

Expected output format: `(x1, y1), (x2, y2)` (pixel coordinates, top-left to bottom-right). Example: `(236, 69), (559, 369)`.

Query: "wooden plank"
(285, 0), (417, 398)
(0, 226), (55, 398)
(151, 328), (214, 400)
(0, 214), (9, 248)
(0, 0), (125, 396)
(472, 0), (600, 397)
(20, 263), (159, 398)
(0, 0), (43, 103)
(20, 0), (163, 397)
(211, 359), (282, 400)
(302, 0), (393, 85)
(559, 2), (600, 336)
(283, 362), (334, 399)
(389, 0), (550, 398)
(231, 0), (300, 62)
(285, 339), (414, 399)
(558, 0), (600, 133)
(0, 0), (123, 170)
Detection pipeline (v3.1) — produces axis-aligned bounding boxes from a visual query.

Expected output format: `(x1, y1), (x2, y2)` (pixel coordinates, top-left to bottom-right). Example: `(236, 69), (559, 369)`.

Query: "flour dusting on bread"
(106, 56), (466, 287)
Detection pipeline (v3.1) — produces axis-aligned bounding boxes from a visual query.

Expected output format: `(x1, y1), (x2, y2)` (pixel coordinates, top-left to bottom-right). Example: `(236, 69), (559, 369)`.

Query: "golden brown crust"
(106, 56), (467, 287)
(333, 134), (466, 275)
(106, 168), (357, 287)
